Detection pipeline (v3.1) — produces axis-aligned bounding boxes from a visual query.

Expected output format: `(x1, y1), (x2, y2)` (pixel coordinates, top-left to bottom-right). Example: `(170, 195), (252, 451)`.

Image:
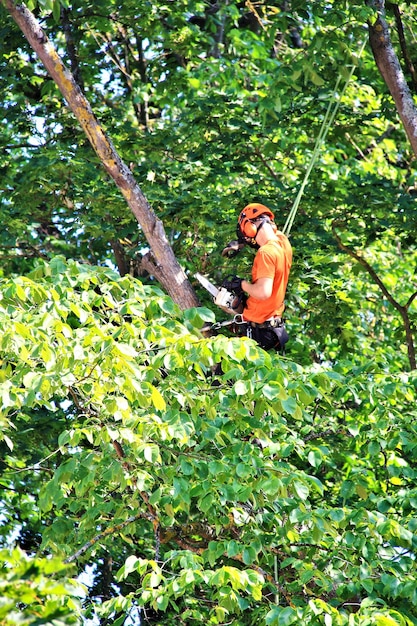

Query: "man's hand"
(221, 275), (243, 295)
(241, 276), (273, 300)
(221, 240), (244, 258)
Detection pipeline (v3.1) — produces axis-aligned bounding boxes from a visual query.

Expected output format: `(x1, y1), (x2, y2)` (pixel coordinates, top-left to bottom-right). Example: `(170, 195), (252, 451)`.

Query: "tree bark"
(2, 0), (200, 310)
(390, 2), (417, 92)
(368, 0), (417, 156)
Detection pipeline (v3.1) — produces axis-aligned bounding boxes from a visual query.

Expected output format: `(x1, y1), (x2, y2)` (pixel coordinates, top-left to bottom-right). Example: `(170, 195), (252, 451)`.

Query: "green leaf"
(307, 449), (323, 468)
(151, 385), (166, 411)
(234, 380), (250, 395)
(114, 343), (138, 358)
(281, 397), (298, 416)
(143, 444), (161, 464)
(293, 480), (309, 500)
(242, 546), (256, 565)
(262, 383), (282, 400)
(266, 606), (297, 625)
(117, 555), (141, 580)
(184, 306), (215, 328)
(3, 435), (13, 451)
(52, 0), (61, 22)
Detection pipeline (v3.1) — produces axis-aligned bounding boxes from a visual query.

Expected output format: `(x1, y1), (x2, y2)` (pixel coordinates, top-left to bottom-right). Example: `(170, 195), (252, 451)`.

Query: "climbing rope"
(282, 40), (367, 236)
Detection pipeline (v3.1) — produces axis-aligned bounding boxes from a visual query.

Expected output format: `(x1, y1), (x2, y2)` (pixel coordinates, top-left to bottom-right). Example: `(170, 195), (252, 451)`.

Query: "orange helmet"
(237, 203), (275, 244)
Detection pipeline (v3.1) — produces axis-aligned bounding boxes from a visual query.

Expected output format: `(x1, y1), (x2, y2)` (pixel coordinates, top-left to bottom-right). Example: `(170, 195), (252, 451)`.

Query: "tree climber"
(221, 203), (292, 352)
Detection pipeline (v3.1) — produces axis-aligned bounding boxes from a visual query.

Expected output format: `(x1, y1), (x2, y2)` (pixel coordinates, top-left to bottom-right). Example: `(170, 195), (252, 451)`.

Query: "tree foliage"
(1, 259), (417, 624)
(1, 0), (417, 624)
(1, 0), (416, 278)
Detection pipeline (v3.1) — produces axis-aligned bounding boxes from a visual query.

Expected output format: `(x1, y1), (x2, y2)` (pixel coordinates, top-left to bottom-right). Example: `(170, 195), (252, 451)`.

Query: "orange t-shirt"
(243, 232), (292, 324)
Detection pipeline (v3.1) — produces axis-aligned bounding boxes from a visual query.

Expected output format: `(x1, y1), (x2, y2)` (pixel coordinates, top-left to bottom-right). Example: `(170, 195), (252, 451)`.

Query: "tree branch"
(332, 221), (400, 309)
(345, 125), (396, 160)
(64, 513), (149, 563)
(332, 221), (416, 370)
(368, 0), (417, 156)
(61, 7), (84, 91)
(2, 0), (199, 309)
(405, 290), (417, 309)
(389, 2), (417, 92)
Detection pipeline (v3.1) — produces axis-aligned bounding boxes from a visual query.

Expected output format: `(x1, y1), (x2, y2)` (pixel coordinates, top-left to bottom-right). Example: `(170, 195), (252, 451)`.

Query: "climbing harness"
(201, 313), (247, 334)
(202, 313), (288, 353)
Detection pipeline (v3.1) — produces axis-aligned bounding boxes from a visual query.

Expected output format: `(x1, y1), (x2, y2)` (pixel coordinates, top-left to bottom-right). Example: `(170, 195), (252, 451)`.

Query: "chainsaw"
(195, 273), (244, 315)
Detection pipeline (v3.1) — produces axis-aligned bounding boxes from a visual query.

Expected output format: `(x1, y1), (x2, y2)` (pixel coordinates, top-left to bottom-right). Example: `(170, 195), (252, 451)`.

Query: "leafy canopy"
(1, 259), (417, 624)
(1, 0), (415, 279)
(1, 0), (417, 623)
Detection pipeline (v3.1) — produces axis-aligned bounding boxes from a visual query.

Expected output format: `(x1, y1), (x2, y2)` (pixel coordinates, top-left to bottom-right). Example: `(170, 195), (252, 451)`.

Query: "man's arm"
(241, 276), (273, 300)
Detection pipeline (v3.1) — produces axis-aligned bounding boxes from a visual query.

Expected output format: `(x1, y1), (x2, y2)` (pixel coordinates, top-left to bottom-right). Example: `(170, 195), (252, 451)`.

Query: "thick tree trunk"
(3, 0), (200, 310)
(368, 0), (417, 156)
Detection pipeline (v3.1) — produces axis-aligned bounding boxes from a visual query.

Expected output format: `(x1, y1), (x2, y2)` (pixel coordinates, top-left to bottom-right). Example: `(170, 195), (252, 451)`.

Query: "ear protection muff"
(242, 220), (258, 238)
(242, 215), (273, 238)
